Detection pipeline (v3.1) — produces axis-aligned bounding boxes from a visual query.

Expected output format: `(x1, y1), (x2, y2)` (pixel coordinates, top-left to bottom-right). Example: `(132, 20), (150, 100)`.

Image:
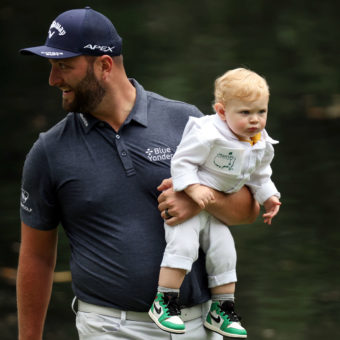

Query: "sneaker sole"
(148, 310), (185, 334)
(204, 321), (247, 338)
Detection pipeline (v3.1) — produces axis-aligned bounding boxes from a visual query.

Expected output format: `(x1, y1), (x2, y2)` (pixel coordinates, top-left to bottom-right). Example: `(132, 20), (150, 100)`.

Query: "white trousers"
(161, 211), (237, 288)
(75, 304), (222, 340)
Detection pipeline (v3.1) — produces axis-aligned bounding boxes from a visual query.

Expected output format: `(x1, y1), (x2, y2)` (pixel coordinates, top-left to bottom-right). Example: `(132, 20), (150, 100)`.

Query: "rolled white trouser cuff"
(207, 269), (237, 288)
(160, 251), (194, 272)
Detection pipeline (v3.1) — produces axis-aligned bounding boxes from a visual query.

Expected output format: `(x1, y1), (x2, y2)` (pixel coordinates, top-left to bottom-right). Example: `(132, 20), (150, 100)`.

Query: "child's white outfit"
(161, 114), (280, 288)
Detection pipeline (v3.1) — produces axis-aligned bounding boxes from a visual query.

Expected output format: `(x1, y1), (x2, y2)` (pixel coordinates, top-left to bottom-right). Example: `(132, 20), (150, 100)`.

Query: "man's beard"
(63, 66), (106, 114)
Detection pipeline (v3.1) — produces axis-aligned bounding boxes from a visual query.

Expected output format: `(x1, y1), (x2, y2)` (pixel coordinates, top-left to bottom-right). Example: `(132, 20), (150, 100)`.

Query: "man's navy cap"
(20, 7), (122, 59)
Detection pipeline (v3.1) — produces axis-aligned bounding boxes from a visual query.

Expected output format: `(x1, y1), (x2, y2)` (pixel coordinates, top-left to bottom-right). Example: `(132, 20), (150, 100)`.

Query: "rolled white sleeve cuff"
(172, 172), (201, 192)
(252, 181), (281, 205)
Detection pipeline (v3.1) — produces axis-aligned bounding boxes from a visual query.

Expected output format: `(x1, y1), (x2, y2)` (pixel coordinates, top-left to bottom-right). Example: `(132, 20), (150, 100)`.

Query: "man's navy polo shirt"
(20, 79), (210, 311)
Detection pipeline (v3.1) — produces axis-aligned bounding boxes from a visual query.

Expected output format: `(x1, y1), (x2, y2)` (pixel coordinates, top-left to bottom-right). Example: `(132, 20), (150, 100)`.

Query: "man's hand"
(157, 178), (201, 226)
(263, 196), (281, 225)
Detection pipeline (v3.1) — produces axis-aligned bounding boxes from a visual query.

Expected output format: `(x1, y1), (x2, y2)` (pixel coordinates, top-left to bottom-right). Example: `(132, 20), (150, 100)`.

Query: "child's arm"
(263, 195), (281, 225)
(170, 118), (212, 192)
(184, 184), (216, 209)
(247, 143), (280, 205)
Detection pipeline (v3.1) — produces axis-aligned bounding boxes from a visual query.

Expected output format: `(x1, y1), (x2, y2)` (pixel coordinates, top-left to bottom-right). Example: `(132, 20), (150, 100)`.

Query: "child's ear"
(214, 103), (226, 121)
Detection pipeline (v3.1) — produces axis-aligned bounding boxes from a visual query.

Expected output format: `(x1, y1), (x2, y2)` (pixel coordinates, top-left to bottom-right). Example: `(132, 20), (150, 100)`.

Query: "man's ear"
(214, 102), (226, 121)
(97, 55), (113, 79)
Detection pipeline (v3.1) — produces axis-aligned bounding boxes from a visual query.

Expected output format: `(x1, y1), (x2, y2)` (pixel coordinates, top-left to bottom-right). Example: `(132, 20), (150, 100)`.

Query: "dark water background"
(0, 0), (339, 339)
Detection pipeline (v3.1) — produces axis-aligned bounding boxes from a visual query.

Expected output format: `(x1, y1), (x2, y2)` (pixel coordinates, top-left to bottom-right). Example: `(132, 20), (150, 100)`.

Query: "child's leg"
(149, 216), (202, 334)
(211, 282), (235, 296)
(158, 267), (186, 289)
(201, 216), (247, 338)
(161, 215), (201, 272)
(211, 282), (236, 305)
(200, 216), (237, 288)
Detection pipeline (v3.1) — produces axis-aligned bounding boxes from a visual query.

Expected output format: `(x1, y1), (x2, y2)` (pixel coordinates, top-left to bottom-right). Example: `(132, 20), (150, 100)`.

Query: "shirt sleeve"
(171, 117), (211, 191)
(20, 136), (60, 230)
(247, 143), (281, 204)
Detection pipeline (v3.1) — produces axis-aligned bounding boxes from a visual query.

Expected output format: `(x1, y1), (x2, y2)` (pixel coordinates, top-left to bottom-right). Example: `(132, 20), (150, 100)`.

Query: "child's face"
(217, 96), (268, 139)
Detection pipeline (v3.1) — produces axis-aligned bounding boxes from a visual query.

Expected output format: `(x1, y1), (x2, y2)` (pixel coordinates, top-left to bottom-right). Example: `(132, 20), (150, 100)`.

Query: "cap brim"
(20, 45), (81, 59)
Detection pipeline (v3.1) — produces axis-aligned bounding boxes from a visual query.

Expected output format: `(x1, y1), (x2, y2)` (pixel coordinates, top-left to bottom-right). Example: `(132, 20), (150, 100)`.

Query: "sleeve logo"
(21, 188), (32, 213)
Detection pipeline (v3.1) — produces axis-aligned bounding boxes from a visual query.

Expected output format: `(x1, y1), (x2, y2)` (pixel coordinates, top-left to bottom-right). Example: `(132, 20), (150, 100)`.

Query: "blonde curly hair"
(214, 68), (269, 107)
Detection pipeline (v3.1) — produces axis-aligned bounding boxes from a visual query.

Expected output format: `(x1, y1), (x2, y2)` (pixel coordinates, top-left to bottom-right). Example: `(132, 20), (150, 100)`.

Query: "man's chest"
(52, 126), (181, 210)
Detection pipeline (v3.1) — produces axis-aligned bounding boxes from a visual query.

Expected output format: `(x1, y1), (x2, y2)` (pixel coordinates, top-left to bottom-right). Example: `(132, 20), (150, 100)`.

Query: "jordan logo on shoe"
(210, 312), (221, 323)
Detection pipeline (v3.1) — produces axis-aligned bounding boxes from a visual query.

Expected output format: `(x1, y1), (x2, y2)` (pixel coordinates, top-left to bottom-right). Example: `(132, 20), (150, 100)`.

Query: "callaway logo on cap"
(20, 7), (122, 59)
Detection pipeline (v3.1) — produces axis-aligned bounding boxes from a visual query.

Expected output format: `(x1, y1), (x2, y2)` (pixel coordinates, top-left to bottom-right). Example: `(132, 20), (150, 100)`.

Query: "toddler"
(149, 68), (281, 338)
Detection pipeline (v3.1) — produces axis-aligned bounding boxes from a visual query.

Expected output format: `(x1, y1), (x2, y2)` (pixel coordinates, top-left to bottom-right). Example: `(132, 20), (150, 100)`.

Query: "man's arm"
(158, 178), (260, 226)
(205, 186), (260, 225)
(17, 222), (58, 340)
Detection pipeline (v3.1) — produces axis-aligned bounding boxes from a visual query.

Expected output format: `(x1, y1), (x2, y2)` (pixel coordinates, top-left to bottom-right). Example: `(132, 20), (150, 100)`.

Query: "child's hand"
(185, 184), (215, 209)
(263, 196), (281, 225)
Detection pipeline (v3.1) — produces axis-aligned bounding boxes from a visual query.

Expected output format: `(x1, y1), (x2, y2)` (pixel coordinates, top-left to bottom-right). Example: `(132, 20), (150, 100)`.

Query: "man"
(17, 7), (259, 340)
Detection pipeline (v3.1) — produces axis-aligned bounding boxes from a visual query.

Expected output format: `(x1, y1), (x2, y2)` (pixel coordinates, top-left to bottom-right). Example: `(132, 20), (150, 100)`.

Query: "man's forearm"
(205, 186), (260, 226)
(157, 179), (259, 226)
(17, 254), (55, 340)
(17, 224), (58, 340)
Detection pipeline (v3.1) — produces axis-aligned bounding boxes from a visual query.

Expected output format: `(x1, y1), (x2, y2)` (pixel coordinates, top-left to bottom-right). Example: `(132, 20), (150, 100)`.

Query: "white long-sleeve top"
(171, 114), (280, 205)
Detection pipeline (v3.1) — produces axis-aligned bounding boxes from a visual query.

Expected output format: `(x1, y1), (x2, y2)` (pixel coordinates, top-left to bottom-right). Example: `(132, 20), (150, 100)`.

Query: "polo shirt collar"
(77, 78), (148, 134)
(78, 112), (98, 134)
(125, 79), (148, 127)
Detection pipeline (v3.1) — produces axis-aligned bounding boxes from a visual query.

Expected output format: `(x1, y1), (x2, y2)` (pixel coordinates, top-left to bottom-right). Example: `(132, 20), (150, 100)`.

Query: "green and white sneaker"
(148, 292), (185, 334)
(204, 300), (247, 338)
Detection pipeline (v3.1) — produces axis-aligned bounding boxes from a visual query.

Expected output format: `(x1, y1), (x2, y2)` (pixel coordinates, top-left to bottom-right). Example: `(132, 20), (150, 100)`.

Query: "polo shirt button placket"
(114, 133), (136, 176)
